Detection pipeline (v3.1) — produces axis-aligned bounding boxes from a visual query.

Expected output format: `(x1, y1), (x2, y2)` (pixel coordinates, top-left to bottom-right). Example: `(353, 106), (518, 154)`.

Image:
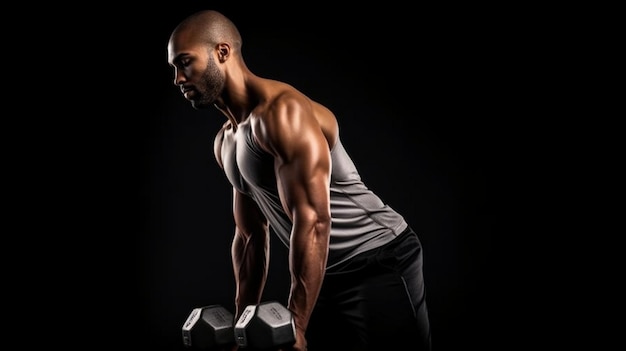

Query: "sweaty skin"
(168, 10), (338, 351)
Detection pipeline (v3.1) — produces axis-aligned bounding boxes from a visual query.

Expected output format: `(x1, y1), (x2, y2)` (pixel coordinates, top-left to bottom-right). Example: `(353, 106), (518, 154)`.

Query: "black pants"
(306, 227), (432, 351)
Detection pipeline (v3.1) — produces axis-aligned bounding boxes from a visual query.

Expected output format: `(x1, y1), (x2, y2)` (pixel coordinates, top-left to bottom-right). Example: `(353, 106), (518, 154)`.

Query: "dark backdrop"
(17, 2), (557, 350)
(134, 3), (522, 351)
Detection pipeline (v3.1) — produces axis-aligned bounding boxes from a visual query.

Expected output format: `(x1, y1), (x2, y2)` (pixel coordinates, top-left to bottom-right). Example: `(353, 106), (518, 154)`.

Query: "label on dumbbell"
(206, 306), (231, 325)
(182, 307), (202, 347)
(182, 307), (202, 331)
(234, 305), (257, 347)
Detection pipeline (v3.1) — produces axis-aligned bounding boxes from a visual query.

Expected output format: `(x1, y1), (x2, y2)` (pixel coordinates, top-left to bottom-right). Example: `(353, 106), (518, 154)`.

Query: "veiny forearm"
(231, 228), (269, 319)
(288, 217), (331, 335)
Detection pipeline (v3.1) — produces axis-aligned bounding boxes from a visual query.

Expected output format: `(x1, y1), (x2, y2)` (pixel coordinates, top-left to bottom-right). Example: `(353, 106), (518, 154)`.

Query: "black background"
(133, 4), (518, 350)
(9, 2), (580, 350)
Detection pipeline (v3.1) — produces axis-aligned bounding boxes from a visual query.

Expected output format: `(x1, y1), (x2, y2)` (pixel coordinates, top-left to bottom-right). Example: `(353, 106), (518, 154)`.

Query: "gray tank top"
(222, 121), (408, 270)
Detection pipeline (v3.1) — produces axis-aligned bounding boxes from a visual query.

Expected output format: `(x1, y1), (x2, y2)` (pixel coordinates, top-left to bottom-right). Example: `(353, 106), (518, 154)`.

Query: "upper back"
(254, 79), (339, 152)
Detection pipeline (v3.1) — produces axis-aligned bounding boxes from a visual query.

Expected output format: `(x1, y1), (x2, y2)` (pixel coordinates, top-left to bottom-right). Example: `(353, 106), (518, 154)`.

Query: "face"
(168, 37), (225, 110)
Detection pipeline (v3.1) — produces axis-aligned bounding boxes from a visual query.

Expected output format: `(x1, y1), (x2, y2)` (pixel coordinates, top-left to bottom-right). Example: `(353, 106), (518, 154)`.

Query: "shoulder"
(266, 88), (312, 126)
(252, 88), (315, 152)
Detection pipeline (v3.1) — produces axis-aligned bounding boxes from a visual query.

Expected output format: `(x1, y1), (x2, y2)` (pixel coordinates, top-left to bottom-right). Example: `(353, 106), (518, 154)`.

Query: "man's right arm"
(231, 188), (270, 320)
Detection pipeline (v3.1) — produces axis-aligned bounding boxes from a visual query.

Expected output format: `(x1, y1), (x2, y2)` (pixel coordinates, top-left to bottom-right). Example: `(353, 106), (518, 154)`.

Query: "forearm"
(288, 219), (331, 335)
(231, 228), (269, 319)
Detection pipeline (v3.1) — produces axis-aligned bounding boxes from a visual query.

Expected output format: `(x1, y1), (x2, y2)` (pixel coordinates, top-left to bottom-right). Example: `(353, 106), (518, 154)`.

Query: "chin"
(190, 100), (212, 110)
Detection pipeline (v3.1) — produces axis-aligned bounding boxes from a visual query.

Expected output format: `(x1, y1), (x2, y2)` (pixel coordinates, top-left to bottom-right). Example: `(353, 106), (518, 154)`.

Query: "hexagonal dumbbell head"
(182, 305), (234, 349)
(234, 301), (296, 350)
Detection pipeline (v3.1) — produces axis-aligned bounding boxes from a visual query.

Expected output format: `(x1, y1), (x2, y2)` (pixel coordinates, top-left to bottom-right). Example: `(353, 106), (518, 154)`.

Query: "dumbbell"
(234, 301), (296, 350)
(183, 301), (296, 350)
(182, 305), (235, 350)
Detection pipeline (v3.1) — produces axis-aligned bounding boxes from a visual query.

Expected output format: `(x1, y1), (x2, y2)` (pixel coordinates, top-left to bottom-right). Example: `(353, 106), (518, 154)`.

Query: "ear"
(216, 43), (230, 63)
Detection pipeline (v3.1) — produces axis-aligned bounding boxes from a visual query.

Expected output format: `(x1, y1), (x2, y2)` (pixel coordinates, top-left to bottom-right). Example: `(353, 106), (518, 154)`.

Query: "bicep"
(259, 101), (332, 221)
(277, 134), (331, 221)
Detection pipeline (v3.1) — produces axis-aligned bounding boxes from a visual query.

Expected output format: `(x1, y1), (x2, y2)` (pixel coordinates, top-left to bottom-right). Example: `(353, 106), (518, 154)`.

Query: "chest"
(220, 122), (276, 194)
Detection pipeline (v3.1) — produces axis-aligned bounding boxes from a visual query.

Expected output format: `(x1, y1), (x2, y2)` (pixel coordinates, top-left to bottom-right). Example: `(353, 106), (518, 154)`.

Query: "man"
(167, 10), (431, 351)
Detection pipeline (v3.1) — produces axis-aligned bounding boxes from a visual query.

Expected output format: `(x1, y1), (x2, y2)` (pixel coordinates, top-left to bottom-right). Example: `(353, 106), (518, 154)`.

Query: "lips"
(182, 88), (195, 99)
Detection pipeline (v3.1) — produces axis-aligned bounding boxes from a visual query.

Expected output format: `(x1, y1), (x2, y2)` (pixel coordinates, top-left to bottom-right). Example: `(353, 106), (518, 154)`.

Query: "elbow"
(292, 207), (331, 240)
(313, 211), (332, 240)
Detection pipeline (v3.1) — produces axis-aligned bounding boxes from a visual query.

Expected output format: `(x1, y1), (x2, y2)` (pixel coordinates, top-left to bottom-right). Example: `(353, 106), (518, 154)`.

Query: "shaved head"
(169, 10), (242, 54)
(167, 10), (246, 109)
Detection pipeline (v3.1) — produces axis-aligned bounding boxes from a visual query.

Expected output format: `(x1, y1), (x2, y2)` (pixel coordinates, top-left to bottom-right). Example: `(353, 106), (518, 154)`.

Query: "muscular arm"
(254, 93), (332, 341)
(231, 189), (270, 320)
(214, 126), (271, 321)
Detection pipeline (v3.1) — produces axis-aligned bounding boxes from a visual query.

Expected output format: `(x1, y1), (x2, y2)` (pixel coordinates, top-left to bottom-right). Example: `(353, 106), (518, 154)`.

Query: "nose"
(173, 67), (186, 86)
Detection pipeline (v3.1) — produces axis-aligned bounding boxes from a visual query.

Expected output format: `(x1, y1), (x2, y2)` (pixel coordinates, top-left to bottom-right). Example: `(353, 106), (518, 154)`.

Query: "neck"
(217, 73), (262, 126)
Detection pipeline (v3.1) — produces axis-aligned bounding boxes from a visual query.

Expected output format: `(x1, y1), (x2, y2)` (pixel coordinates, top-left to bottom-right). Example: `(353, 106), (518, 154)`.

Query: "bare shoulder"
(253, 88), (313, 144)
(268, 87), (312, 123)
(252, 84), (338, 154)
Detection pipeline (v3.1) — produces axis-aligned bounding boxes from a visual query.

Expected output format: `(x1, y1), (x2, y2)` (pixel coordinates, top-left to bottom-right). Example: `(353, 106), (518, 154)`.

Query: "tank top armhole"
(330, 135), (340, 154)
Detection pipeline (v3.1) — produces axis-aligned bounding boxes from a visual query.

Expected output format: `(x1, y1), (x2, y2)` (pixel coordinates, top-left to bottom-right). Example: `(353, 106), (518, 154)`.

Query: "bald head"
(169, 10), (242, 55)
